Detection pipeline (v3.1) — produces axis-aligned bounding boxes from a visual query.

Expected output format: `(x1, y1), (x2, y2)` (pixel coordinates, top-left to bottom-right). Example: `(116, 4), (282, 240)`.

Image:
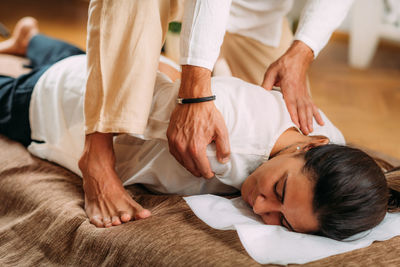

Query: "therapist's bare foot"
(0, 17), (39, 56)
(79, 132), (151, 228)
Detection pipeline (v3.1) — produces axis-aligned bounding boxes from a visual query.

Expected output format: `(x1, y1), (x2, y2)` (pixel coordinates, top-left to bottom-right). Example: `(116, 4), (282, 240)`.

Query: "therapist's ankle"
(79, 132), (116, 180)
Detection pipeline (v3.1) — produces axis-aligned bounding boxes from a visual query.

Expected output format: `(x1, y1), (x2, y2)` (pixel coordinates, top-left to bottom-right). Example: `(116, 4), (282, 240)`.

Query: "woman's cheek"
(261, 213), (281, 226)
(241, 178), (250, 199)
(242, 175), (255, 199)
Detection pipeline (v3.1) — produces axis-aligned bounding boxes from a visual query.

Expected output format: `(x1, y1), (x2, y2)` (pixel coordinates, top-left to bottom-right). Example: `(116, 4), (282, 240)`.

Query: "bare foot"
(0, 17), (39, 56)
(79, 132), (151, 228)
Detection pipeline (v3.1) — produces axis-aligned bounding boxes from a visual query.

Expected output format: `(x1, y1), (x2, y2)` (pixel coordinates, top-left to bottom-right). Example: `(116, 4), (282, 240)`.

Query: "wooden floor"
(1, 0), (400, 160)
(0, 0), (88, 50)
(311, 36), (400, 161)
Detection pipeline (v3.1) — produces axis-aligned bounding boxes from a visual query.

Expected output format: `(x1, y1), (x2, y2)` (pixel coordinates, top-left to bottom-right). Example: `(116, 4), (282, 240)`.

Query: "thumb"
(214, 127), (231, 164)
(261, 67), (277, 91)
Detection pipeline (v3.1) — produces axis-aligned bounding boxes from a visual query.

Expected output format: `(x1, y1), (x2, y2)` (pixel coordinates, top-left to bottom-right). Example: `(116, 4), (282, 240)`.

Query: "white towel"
(184, 194), (400, 265)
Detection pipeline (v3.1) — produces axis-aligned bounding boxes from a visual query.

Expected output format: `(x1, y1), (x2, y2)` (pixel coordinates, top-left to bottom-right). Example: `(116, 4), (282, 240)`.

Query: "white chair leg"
(349, 0), (384, 69)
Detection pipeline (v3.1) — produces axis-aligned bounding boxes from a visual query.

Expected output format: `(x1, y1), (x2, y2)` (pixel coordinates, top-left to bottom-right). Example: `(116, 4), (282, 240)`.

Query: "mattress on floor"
(0, 135), (399, 266)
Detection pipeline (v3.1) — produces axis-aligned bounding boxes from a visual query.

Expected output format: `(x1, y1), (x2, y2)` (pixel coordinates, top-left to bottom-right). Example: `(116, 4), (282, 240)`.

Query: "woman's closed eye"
(273, 172), (292, 230)
(273, 172), (288, 202)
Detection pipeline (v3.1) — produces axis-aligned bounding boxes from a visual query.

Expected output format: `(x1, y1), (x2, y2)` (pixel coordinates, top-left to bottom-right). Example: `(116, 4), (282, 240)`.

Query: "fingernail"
(220, 157), (230, 164)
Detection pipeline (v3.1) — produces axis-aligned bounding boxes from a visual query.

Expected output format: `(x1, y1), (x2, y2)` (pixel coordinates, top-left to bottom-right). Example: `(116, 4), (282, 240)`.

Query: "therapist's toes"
(135, 209), (151, 220)
(103, 217), (112, 228)
(112, 216), (122, 226)
(119, 206), (151, 223)
(120, 213), (131, 223)
(90, 215), (104, 228)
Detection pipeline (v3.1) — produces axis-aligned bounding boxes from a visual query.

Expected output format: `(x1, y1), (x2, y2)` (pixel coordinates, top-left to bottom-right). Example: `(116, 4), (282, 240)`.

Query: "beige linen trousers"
(85, 0), (293, 135)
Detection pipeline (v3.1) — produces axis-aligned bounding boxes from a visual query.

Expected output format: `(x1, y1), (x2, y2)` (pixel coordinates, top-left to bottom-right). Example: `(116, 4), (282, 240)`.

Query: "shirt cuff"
(179, 57), (215, 71)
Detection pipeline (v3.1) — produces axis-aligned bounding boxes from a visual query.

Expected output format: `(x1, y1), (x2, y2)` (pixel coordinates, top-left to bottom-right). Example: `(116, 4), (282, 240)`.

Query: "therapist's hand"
(167, 65), (230, 179)
(261, 40), (324, 135)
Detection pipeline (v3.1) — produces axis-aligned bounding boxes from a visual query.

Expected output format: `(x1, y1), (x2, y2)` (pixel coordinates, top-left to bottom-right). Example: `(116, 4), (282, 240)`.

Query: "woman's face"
(241, 152), (319, 234)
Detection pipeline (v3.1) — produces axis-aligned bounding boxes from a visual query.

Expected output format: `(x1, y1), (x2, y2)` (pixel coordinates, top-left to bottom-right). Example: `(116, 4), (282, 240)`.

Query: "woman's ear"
(303, 135), (330, 152)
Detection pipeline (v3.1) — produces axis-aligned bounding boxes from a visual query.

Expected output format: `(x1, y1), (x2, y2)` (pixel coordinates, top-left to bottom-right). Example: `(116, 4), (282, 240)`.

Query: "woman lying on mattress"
(1, 18), (399, 241)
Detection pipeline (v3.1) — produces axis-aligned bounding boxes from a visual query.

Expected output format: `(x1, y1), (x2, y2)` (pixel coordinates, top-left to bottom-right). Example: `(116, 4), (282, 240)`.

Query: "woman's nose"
(252, 194), (281, 215)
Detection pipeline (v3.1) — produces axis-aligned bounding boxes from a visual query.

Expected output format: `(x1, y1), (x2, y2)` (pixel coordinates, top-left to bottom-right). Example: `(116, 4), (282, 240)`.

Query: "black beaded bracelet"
(176, 95), (216, 104)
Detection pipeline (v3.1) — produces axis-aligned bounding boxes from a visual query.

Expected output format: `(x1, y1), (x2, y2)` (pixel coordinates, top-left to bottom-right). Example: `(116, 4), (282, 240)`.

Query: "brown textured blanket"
(0, 135), (399, 266)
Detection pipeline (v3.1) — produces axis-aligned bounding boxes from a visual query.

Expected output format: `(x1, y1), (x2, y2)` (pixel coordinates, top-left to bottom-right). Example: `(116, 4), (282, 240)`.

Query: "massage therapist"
(79, 0), (354, 226)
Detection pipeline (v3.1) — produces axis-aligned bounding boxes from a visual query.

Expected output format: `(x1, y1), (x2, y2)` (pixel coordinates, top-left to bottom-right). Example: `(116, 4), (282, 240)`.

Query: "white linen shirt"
(180, 0), (354, 70)
(28, 55), (345, 196)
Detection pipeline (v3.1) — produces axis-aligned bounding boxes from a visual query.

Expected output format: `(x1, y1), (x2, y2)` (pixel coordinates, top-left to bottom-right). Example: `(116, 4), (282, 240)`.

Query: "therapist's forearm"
(178, 65), (212, 98)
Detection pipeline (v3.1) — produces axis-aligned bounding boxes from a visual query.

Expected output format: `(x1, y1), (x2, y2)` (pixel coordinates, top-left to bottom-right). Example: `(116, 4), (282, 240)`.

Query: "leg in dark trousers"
(27, 34), (85, 69)
(0, 31), (85, 146)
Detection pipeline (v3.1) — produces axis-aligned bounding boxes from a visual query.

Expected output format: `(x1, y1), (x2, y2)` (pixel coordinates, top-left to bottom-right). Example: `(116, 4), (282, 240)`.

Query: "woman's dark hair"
(303, 144), (400, 240)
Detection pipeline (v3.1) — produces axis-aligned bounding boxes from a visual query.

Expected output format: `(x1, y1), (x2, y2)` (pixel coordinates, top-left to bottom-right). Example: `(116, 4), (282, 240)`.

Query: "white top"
(180, 0), (354, 70)
(28, 55), (345, 195)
